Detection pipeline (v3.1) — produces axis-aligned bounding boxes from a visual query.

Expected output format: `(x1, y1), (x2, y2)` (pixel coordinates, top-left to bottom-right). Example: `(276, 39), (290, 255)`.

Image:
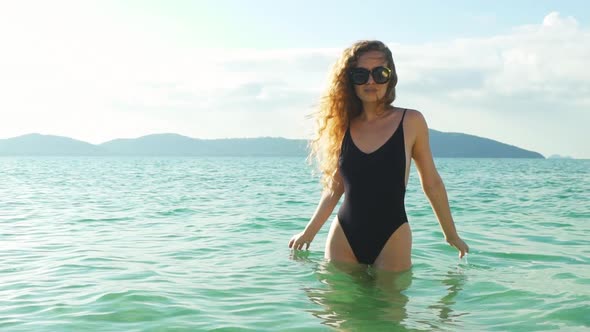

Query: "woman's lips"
(364, 88), (377, 93)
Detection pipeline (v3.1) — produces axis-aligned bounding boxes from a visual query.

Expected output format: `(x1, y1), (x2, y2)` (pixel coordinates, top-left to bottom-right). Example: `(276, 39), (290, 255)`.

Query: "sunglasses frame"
(349, 66), (392, 85)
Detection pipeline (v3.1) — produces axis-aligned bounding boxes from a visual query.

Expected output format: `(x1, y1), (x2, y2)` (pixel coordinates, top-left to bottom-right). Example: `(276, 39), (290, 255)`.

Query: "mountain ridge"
(0, 131), (545, 158)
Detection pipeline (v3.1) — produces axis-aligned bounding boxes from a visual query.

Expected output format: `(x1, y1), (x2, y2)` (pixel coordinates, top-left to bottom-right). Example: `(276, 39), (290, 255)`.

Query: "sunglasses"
(349, 66), (392, 85)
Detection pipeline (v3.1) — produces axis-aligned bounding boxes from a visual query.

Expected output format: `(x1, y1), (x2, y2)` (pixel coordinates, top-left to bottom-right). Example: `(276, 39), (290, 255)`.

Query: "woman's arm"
(410, 111), (469, 257)
(289, 170), (344, 250)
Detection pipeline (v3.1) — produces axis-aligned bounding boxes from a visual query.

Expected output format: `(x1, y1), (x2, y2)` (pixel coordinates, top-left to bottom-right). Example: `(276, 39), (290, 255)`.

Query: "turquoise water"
(0, 157), (588, 331)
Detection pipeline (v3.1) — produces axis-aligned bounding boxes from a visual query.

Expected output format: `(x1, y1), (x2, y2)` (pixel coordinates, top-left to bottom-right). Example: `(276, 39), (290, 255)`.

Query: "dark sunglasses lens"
(373, 67), (391, 84)
(350, 69), (369, 85)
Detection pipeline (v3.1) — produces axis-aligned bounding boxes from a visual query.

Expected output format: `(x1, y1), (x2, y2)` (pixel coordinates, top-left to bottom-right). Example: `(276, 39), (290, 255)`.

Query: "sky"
(1, 0), (589, 158)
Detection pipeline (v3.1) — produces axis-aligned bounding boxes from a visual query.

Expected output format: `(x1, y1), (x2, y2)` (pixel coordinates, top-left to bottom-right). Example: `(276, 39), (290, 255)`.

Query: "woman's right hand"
(288, 231), (315, 251)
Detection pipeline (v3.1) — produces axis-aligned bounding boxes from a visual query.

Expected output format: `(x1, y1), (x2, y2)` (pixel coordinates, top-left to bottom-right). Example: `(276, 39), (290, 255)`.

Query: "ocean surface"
(0, 157), (588, 331)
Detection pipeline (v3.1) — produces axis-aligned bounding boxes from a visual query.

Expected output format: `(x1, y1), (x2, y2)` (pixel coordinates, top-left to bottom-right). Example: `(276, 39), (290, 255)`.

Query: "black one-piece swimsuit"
(337, 109), (408, 264)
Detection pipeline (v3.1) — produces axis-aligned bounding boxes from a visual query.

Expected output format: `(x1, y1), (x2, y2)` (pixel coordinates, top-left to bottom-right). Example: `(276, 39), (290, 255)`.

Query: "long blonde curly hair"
(307, 40), (399, 192)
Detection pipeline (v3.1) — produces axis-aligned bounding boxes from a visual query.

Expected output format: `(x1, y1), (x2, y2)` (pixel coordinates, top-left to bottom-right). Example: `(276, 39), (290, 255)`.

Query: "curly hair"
(307, 40), (398, 192)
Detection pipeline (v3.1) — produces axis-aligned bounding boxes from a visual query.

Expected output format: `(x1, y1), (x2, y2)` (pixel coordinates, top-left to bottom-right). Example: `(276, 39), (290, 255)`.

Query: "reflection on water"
(426, 269), (469, 327)
(304, 261), (412, 330)
(302, 260), (468, 331)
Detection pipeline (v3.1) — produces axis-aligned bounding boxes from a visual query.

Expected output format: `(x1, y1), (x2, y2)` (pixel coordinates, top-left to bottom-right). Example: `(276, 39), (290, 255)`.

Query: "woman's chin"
(359, 95), (383, 103)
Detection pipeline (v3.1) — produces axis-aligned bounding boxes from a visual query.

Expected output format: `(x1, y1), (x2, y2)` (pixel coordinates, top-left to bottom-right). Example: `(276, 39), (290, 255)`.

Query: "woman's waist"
(337, 199), (406, 219)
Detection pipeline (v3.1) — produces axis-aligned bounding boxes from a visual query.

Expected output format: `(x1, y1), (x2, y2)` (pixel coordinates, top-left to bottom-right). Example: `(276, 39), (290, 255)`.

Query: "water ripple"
(0, 157), (588, 331)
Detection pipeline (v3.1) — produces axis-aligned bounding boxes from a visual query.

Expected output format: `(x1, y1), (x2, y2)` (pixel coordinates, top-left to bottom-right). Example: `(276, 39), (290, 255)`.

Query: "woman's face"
(352, 50), (390, 103)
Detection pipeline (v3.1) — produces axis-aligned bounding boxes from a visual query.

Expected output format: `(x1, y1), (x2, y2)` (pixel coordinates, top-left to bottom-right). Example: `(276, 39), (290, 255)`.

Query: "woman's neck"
(360, 103), (392, 122)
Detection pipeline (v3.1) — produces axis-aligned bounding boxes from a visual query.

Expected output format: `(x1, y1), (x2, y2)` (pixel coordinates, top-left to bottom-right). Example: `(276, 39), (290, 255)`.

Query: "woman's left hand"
(446, 236), (469, 258)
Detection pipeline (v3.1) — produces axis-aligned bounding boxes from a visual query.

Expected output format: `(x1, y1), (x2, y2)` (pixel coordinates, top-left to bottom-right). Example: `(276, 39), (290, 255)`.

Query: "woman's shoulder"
(398, 107), (419, 116)
(398, 107), (426, 124)
(398, 108), (430, 136)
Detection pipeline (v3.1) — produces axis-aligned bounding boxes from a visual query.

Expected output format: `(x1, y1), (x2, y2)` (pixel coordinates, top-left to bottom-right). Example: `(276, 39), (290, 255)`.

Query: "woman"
(288, 40), (469, 272)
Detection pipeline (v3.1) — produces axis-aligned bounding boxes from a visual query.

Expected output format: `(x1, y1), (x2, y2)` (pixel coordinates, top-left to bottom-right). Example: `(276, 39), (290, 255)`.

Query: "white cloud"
(390, 12), (589, 158)
(542, 11), (578, 28)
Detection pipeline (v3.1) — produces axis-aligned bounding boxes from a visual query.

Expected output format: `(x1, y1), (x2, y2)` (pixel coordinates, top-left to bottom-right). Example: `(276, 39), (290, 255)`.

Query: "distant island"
(547, 154), (574, 159)
(0, 131), (545, 158)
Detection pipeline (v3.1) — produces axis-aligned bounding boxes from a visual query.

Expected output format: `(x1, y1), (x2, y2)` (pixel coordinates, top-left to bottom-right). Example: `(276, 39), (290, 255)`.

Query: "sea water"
(0, 157), (588, 331)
